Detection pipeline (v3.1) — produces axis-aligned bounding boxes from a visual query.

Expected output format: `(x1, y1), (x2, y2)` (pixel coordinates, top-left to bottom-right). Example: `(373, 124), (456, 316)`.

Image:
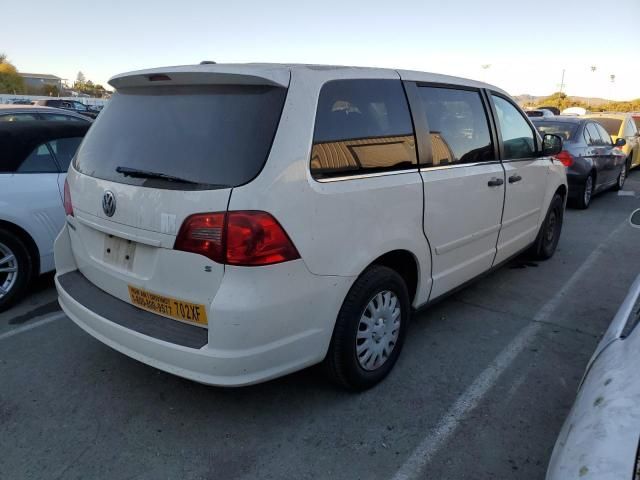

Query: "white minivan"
(55, 64), (567, 390)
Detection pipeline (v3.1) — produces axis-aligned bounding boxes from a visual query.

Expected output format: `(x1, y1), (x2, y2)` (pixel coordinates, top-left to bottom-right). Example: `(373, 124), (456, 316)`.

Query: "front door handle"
(487, 177), (504, 187)
(508, 174), (522, 183)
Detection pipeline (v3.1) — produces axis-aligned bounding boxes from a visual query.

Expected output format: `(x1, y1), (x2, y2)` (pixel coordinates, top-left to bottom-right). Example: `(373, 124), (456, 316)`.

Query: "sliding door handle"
(487, 177), (504, 187)
(508, 174), (522, 183)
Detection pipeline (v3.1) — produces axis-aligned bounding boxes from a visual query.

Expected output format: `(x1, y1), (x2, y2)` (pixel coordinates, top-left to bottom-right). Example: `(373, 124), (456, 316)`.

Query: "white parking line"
(0, 311), (66, 341)
(390, 220), (629, 480)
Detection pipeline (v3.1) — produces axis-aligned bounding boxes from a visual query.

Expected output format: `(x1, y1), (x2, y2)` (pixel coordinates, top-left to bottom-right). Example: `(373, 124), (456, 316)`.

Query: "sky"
(2, 0), (639, 100)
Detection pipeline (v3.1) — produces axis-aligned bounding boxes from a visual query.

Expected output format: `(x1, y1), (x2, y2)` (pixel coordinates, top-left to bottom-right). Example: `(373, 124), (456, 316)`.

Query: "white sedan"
(546, 272), (640, 479)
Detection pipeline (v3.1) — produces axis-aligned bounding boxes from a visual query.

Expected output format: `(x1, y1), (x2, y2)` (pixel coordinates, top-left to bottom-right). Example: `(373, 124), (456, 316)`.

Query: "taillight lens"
(555, 150), (574, 167)
(174, 213), (226, 263)
(174, 211), (300, 266)
(63, 179), (74, 217)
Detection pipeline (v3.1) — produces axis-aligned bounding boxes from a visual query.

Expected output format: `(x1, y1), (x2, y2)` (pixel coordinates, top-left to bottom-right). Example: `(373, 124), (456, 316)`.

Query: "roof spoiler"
(108, 65), (290, 89)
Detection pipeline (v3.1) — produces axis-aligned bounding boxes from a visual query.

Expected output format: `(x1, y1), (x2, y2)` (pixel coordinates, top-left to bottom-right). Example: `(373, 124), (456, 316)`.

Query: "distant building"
(19, 73), (63, 91)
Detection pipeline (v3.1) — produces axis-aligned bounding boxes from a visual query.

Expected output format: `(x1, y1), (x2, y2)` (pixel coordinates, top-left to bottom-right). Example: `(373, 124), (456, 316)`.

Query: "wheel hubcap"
(356, 291), (401, 371)
(545, 210), (557, 243)
(584, 177), (593, 205)
(0, 242), (18, 299)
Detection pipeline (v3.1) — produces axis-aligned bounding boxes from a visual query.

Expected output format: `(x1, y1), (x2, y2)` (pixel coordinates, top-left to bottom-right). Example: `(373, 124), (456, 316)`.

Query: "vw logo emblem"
(102, 191), (116, 217)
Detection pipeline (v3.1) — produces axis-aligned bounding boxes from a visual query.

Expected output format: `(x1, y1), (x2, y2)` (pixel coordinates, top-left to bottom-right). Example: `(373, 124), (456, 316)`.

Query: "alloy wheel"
(619, 165), (627, 189)
(584, 176), (593, 207)
(0, 242), (18, 299)
(356, 290), (401, 371)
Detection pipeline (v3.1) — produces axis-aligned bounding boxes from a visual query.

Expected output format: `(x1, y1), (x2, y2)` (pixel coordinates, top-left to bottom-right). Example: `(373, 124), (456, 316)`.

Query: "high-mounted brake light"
(63, 178), (74, 217)
(174, 211), (300, 266)
(554, 150), (574, 167)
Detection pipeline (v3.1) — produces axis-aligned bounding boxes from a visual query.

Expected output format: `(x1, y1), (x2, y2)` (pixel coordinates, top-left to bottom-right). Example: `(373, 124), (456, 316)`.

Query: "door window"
(310, 79), (417, 179)
(16, 143), (58, 173)
(594, 124), (612, 146)
(41, 113), (87, 122)
(491, 95), (536, 159)
(417, 87), (494, 167)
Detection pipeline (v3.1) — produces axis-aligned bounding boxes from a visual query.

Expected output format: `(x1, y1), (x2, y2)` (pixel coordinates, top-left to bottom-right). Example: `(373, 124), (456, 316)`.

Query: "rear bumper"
(54, 226), (354, 386)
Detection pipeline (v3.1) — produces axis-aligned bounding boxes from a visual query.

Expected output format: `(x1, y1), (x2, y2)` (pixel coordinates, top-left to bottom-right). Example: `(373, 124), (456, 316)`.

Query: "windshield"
(592, 117), (623, 136)
(74, 84), (287, 189)
(533, 121), (578, 141)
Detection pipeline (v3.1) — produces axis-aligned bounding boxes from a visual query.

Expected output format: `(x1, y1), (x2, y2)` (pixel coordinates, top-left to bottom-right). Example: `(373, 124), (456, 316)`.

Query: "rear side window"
(50, 137), (83, 171)
(533, 121), (577, 141)
(41, 113), (87, 122)
(491, 95), (536, 160)
(417, 87), (494, 167)
(74, 85), (287, 189)
(585, 123), (602, 146)
(16, 144), (58, 173)
(594, 123), (612, 146)
(310, 79), (416, 179)
(0, 113), (39, 122)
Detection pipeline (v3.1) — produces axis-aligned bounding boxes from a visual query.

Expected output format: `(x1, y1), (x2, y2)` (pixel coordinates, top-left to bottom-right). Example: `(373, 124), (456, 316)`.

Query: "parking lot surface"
(2, 171), (640, 480)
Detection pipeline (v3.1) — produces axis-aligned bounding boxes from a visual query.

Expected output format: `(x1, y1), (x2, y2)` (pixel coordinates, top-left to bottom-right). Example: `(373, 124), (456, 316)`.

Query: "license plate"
(128, 285), (208, 326)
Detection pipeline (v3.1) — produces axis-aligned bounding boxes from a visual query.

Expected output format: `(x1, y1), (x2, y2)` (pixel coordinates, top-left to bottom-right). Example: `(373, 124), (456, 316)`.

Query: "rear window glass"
(533, 121), (578, 141)
(525, 111), (544, 118)
(74, 85), (287, 189)
(310, 79), (416, 179)
(634, 117), (640, 131)
(593, 118), (622, 136)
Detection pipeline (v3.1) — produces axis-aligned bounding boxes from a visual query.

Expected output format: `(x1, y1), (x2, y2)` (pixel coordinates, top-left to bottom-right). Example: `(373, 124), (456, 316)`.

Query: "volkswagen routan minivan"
(55, 63), (567, 390)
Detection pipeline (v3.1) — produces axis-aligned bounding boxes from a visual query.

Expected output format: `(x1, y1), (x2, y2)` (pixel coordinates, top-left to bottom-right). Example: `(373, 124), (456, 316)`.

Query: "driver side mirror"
(615, 138), (627, 147)
(542, 134), (563, 156)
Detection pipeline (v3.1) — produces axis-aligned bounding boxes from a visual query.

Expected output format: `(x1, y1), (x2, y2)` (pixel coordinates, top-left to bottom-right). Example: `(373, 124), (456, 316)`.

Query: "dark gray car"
(532, 117), (627, 208)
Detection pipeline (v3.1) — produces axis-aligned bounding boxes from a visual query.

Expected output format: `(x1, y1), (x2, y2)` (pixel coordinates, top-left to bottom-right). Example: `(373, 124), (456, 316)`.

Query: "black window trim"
(310, 78), (420, 182)
(404, 81), (501, 170)
(486, 90), (543, 163)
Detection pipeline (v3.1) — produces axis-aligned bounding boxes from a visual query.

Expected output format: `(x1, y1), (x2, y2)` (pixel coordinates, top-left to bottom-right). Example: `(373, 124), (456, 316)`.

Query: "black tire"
(613, 159), (629, 191)
(0, 228), (33, 312)
(531, 193), (564, 261)
(572, 174), (594, 210)
(324, 265), (410, 391)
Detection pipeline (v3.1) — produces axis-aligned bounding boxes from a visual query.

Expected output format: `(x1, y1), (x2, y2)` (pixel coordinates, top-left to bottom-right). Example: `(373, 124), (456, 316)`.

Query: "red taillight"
(174, 211), (300, 266)
(555, 150), (574, 167)
(174, 213), (226, 263)
(63, 179), (74, 217)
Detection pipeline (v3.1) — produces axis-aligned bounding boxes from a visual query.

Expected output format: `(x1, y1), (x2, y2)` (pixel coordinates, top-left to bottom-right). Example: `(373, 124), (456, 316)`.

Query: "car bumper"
(55, 227), (354, 387)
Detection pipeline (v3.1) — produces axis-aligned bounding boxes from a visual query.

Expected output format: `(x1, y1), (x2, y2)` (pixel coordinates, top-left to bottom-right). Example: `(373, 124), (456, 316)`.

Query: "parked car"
(0, 105), (91, 123)
(0, 121), (90, 311)
(538, 106), (561, 116)
(33, 99), (99, 119)
(55, 63), (566, 390)
(546, 273), (640, 480)
(532, 117), (627, 209)
(526, 109), (554, 118)
(584, 113), (640, 170)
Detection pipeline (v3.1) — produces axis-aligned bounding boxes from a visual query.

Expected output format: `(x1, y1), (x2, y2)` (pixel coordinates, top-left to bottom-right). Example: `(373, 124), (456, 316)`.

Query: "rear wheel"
(0, 229), (33, 312)
(324, 265), (410, 391)
(531, 193), (564, 260)
(573, 174), (594, 209)
(613, 160), (628, 191)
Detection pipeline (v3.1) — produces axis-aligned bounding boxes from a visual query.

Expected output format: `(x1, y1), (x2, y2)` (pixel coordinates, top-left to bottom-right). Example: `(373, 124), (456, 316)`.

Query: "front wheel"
(324, 265), (410, 391)
(531, 193), (564, 260)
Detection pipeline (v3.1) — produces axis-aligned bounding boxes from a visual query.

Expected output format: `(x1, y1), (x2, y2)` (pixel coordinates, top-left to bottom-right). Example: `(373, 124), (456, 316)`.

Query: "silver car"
(0, 104), (91, 123)
(546, 273), (640, 479)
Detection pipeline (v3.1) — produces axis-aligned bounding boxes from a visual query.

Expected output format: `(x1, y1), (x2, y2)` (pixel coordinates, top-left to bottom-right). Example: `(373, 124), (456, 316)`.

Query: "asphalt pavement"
(2, 171), (640, 480)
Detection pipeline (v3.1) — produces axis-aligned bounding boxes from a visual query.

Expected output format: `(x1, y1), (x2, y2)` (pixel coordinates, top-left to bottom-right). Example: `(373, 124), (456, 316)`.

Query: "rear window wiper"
(115, 166), (229, 188)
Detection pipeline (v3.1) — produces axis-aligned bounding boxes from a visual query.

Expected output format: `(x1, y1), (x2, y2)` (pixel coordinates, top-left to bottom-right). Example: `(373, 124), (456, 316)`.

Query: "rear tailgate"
(65, 65), (290, 327)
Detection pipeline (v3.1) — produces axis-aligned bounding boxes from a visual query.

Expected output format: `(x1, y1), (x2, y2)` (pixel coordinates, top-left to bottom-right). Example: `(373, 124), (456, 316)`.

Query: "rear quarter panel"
(227, 67), (432, 307)
(0, 173), (64, 273)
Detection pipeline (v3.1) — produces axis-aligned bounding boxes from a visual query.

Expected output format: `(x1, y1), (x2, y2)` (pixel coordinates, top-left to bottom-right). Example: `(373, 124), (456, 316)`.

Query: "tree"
(76, 71), (86, 83)
(0, 53), (25, 94)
